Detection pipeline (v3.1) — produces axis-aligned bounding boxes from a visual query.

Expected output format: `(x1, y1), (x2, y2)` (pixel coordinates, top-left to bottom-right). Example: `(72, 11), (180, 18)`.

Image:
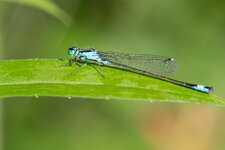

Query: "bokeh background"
(0, 0), (225, 149)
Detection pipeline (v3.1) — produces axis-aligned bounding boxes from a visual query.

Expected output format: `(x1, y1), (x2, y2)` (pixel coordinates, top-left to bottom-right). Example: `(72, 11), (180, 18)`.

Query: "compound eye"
(68, 49), (75, 55)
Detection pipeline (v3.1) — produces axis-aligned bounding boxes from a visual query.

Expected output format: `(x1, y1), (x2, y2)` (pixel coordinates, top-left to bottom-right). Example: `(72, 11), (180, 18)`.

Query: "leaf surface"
(0, 59), (224, 106)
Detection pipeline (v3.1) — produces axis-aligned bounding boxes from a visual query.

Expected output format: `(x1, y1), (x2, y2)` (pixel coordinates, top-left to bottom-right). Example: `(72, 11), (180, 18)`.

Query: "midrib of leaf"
(0, 59), (224, 106)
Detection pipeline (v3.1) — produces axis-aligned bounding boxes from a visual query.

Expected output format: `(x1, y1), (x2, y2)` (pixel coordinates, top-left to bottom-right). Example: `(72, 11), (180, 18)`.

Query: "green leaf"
(1, 0), (73, 26)
(0, 59), (224, 106)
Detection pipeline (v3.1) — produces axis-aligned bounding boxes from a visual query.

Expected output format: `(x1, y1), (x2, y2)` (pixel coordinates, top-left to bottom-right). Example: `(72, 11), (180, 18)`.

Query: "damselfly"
(66, 46), (213, 93)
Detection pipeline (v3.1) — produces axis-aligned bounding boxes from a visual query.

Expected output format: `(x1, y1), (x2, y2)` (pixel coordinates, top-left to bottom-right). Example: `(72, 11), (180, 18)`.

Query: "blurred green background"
(0, 0), (225, 149)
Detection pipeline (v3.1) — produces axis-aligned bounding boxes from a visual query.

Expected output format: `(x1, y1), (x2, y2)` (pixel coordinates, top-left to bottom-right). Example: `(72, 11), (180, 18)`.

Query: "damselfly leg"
(60, 59), (76, 67)
(72, 62), (87, 74)
(97, 61), (104, 77)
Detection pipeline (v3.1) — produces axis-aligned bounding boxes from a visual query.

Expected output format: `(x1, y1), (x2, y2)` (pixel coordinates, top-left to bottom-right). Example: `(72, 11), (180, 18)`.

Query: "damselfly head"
(68, 46), (78, 56)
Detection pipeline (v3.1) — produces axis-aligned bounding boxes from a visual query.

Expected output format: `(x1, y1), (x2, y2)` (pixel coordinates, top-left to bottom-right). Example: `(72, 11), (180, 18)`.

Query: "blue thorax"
(68, 47), (110, 65)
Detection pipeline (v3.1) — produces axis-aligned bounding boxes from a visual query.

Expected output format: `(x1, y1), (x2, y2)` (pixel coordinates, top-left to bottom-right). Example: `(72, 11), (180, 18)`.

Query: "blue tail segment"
(185, 84), (214, 93)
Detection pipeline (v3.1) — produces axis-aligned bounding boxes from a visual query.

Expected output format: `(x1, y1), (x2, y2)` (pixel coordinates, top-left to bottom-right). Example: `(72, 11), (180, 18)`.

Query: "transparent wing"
(98, 51), (178, 75)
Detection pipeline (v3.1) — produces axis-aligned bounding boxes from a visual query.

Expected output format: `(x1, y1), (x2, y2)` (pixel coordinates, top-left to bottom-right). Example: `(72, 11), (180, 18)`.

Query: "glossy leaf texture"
(0, 59), (224, 106)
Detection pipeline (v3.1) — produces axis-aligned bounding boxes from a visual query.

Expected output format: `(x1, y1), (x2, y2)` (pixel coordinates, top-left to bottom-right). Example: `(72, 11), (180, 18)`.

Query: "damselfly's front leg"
(61, 56), (77, 67)
(72, 59), (87, 74)
(97, 61), (104, 77)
